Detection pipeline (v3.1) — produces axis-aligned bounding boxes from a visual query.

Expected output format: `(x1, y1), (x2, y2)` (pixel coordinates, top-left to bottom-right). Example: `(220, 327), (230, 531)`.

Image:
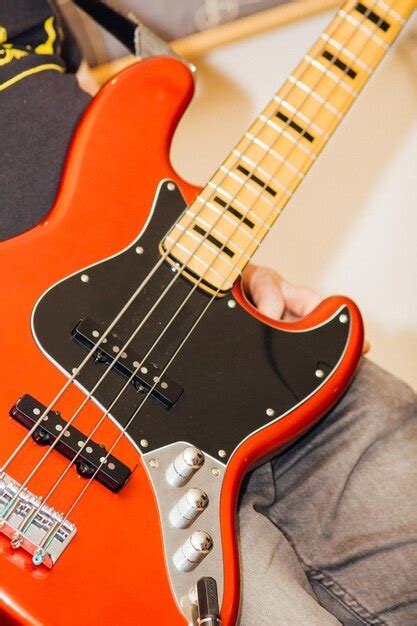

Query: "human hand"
(242, 264), (321, 321)
(242, 264), (370, 352)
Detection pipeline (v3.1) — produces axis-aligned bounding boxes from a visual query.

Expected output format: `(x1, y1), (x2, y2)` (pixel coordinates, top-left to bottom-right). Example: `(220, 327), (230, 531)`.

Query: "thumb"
(242, 265), (286, 320)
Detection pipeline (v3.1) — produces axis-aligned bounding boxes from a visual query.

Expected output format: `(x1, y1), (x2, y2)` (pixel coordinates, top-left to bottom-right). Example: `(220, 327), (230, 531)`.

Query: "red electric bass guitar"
(0, 0), (414, 623)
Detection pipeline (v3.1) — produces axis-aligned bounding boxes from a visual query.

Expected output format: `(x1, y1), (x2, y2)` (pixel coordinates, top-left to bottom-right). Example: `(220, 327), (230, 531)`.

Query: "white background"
(171, 9), (417, 390)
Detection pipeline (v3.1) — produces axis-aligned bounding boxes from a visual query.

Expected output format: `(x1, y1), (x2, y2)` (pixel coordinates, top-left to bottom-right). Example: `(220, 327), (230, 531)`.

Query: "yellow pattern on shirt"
(0, 18), (63, 89)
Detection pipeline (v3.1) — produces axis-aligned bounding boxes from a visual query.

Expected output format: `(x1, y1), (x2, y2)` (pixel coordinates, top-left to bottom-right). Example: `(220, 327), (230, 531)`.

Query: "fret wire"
(320, 34), (373, 72)
(171, 225), (238, 267)
(303, 55), (360, 96)
(165, 237), (231, 281)
(233, 150), (294, 195)
(207, 182), (272, 230)
(375, 0), (406, 23)
(338, 10), (390, 48)
(184, 212), (253, 258)
(218, 165), (284, 206)
(272, 96), (330, 137)
(288, 77), (343, 118)
(244, 133), (305, 178)
(188, 204), (262, 244)
(258, 115), (317, 158)
(164, 0), (410, 291)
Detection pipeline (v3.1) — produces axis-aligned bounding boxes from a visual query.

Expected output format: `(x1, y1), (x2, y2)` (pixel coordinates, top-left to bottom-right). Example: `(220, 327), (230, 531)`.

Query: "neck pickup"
(72, 317), (183, 409)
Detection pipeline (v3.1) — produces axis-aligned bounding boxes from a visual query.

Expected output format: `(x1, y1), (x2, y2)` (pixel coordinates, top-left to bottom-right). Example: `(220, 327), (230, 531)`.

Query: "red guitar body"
(0, 58), (363, 625)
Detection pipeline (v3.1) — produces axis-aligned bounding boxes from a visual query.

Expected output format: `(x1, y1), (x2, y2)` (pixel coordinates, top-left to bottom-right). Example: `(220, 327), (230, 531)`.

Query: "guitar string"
(0, 0), (390, 528)
(1, 0), (395, 528)
(1, 0), (387, 480)
(27, 0), (400, 554)
(0, 0), (384, 480)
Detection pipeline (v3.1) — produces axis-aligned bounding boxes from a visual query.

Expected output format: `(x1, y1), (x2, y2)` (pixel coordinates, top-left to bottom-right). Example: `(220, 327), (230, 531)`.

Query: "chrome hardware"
(196, 577), (222, 626)
(173, 531), (213, 572)
(143, 442), (225, 625)
(169, 488), (209, 529)
(165, 446), (205, 487)
(0, 472), (76, 568)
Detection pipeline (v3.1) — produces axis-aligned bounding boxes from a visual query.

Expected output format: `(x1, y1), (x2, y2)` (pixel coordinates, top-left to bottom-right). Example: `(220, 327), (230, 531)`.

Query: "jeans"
(238, 359), (417, 625)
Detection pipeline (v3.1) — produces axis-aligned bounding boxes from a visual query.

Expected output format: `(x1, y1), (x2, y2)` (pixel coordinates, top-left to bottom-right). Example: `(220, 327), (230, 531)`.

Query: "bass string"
(30, 0), (398, 550)
(0, 0), (376, 478)
(1, 0), (378, 479)
(1, 0), (393, 521)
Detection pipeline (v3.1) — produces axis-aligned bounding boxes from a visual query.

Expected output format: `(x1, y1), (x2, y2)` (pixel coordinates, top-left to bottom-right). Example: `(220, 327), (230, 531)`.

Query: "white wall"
(171, 10), (417, 390)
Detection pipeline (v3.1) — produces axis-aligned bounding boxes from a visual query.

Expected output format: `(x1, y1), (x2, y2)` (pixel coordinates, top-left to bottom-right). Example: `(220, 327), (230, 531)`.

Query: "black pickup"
(10, 394), (131, 492)
(72, 317), (183, 409)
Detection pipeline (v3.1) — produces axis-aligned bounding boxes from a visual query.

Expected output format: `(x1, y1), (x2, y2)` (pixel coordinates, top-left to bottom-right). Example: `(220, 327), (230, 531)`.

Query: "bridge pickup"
(72, 317), (183, 409)
(10, 395), (131, 493)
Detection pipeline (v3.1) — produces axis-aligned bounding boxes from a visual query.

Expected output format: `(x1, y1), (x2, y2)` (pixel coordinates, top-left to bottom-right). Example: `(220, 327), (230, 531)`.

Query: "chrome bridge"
(0, 472), (76, 568)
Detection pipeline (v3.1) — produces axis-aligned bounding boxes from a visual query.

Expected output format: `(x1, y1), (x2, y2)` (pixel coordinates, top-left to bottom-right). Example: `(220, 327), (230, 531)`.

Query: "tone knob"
(173, 531), (213, 572)
(165, 446), (204, 487)
(169, 488), (209, 529)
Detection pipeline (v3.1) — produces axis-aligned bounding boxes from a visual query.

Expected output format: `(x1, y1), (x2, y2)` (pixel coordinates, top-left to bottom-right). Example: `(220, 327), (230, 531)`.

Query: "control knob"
(165, 446), (204, 487)
(173, 531), (213, 572)
(169, 488), (209, 529)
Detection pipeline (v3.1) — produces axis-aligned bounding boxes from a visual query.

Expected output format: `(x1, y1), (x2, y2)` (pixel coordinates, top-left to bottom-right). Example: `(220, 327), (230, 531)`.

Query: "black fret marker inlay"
(193, 224), (235, 258)
(214, 195), (255, 229)
(322, 50), (357, 79)
(276, 111), (315, 143)
(236, 165), (277, 197)
(355, 2), (390, 31)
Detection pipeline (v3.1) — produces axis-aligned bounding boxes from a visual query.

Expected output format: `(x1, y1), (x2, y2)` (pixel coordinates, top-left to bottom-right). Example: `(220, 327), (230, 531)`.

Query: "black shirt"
(0, 1), (90, 239)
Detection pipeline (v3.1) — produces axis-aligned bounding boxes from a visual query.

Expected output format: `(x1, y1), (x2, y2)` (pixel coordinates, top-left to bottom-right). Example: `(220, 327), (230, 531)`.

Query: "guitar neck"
(162, 0), (415, 296)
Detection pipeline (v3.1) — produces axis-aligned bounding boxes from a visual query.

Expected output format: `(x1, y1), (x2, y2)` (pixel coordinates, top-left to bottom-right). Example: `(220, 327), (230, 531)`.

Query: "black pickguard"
(32, 181), (350, 461)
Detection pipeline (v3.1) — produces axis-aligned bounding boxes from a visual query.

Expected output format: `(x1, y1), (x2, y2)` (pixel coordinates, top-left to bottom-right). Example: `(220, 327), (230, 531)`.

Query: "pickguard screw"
(81, 274), (89, 283)
(140, 439), (149, 448)
(266, 408), (275, 417)
(339, 313), (348, 324)
(218, 449), (227, 458)
(167, 182), (176, 191)
(211, 468), (220, 477)
(149, 459), (158, 468)
(315, 369), (324, 379)
(135, 246), (144, 255)
(227, 299), (236, 309)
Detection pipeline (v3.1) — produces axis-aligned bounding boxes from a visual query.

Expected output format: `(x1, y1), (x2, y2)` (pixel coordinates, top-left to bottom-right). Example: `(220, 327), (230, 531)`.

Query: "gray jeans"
(237, 360), (417, 625)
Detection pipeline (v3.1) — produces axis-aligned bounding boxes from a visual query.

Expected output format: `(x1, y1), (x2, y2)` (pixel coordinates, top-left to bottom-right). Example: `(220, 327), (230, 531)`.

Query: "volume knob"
(165, 446), (204, 487)
(173, 531), (213, 572)
(169, 488), (209, 529)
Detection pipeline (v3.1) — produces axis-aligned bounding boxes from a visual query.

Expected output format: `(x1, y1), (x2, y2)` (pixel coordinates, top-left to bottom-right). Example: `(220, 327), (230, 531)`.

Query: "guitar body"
(0, 58), (363, 625)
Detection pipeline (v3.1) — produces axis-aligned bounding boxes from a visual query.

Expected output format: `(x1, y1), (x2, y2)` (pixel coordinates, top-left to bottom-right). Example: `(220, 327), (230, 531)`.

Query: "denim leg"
(237, 462), (341, 625)
(238, 359), (417, 625)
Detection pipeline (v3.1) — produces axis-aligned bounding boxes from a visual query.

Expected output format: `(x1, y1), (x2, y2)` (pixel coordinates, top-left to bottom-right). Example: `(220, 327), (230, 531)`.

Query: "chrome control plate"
(143, 442), (225, 624)
(0, 472), (77, 568)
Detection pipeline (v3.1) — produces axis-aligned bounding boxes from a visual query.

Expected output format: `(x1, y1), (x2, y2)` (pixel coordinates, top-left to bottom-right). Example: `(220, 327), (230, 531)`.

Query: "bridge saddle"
(0, 472), (77, 568)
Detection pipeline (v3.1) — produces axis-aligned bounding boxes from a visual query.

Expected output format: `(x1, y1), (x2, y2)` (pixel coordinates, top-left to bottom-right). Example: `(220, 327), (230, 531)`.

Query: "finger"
(242, 265), (286, 320)
(280, 279), (321, 318)
(363, 339), (371, 354)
